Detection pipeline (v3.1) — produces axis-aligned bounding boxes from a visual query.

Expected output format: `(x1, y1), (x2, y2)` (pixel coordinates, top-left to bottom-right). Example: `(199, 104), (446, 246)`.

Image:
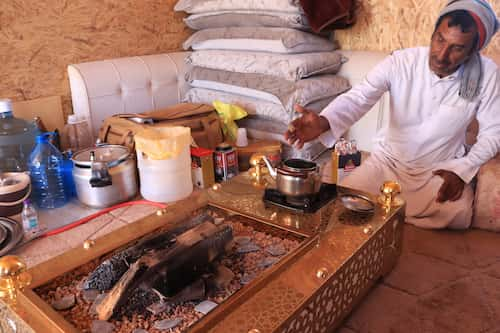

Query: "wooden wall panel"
(336, 0), (500, 59)
(0, 0), (190, 117)
(1, 1), (498, 120)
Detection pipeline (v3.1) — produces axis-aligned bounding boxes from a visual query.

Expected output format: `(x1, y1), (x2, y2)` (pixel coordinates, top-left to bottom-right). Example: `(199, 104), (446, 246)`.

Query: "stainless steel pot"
(72, 145), (138, 208)
(262, 157), (321, 197)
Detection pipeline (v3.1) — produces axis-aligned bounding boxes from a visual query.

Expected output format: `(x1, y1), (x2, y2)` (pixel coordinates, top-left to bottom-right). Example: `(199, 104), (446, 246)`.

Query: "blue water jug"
(0, 99), (39, 172)
(28, 133), (69, 208)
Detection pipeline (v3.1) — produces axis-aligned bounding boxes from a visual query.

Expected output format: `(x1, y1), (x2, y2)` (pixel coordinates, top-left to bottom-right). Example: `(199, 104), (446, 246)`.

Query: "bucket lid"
(0, 173), (30, 195)
(72, 145), (130, 168)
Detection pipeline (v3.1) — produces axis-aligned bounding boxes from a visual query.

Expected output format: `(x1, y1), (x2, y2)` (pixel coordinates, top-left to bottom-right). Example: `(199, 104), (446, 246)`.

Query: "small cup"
(236, 128), (248, 147)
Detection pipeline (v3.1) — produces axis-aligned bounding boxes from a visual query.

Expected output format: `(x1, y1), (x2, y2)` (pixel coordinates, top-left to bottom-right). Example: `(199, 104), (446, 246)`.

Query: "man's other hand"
(433, 169), (465, 203)
(284, 104), (330, 149)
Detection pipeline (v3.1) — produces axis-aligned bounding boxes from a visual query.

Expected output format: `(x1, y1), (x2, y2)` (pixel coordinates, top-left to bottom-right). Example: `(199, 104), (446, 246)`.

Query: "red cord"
(41, 200), (167, 237)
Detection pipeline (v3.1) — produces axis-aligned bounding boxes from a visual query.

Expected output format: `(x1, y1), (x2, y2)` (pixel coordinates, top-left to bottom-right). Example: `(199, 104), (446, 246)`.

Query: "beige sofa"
(67, 50), (500, 231)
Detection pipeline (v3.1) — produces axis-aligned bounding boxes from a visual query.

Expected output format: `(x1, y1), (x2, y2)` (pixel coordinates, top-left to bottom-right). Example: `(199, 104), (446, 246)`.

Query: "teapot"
(261, 157), (322, 197)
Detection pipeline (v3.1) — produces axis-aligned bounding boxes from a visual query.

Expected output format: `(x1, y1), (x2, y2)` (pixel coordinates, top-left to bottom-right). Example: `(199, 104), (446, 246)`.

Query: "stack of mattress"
(175, 0), (351, 159)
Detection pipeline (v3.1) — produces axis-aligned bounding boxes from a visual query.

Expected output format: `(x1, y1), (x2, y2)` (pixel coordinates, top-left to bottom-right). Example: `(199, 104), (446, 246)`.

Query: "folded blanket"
(183, 27), (336, 53)
(184, 87), (334, 124)
(184, 11), (310, 30)
(186, 66), (351, 113)
(175, 0), (302, 14)
(299, 0), (356, 33)
(187, 50), (347, 81)
(238, 117), (327, 160)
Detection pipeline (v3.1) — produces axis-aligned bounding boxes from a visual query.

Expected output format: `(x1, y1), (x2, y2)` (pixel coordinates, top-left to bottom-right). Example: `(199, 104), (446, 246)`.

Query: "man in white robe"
(285, 0), (500, 229)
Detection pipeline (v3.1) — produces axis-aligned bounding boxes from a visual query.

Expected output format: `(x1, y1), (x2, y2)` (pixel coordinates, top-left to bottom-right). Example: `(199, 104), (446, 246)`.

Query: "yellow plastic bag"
(212, 101), (247, 142)
(134, 126), (191, 160)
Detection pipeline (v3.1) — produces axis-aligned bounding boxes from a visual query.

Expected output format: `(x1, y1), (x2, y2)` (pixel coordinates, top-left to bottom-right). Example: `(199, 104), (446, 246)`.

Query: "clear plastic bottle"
(21, 199), (39, 234)
(61, 115), (93, 152)
(0, 99), (40, 172)
(28, 133), (69, 208)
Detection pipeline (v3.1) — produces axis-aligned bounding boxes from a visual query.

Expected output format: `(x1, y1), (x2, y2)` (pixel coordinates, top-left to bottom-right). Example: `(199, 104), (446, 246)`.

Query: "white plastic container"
(137, 146), (193, 203)
(135, 126), (193, 203)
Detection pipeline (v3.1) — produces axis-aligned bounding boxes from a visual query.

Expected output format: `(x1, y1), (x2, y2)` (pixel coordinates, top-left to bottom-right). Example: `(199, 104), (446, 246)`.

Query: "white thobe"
(319, 47), (500, 229)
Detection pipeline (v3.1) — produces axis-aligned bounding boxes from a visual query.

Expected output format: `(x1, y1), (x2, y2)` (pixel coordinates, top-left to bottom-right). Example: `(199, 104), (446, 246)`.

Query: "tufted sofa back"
(67, 52), (191, 139)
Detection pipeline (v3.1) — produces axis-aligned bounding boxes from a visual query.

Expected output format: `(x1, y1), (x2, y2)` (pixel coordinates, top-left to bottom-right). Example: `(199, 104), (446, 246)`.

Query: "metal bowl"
(339, 194), (375, 213)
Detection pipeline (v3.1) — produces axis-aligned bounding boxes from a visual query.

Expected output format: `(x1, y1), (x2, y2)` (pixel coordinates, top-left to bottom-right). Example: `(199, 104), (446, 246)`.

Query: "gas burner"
(263, 183), (337, 213)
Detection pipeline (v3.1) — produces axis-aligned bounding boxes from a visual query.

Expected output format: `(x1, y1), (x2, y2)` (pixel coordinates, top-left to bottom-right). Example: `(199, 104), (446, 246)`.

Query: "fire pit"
(34, 208), (304, 333)
(10, 174), (405, 333)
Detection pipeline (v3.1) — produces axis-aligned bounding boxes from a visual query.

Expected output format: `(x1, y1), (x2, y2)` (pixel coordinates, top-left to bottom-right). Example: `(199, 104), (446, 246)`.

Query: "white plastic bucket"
(136, 145), (193, 203)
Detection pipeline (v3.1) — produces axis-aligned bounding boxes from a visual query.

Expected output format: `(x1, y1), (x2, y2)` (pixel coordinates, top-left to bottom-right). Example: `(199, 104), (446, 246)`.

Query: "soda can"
(214, 143), (239, 182)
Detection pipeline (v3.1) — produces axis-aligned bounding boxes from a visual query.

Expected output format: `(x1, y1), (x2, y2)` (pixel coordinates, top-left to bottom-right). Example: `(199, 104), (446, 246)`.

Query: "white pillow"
(175, 0), (302, 14)
(186, 50), (346, 82)
(183, 27), (335, 54)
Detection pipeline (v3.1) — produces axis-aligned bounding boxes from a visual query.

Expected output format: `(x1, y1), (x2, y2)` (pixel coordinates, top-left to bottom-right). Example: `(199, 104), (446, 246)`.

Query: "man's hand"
(433, 169), (465, 203)
(284, 104), (330, 149)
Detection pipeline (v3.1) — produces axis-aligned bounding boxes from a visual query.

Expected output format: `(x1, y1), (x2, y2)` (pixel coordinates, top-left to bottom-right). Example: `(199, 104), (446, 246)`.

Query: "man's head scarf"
(436, 0), (499, 99)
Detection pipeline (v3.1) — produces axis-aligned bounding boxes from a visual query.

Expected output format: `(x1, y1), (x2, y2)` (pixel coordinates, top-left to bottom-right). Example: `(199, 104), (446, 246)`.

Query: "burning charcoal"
(90, 293), (107, 315)
(234, 236), (251, 245)
(213, 265), (235, 290)
(153, 318), (182, 330)
(194, 300), (218, 315)
(265, 244), (286, 257)
(91, 320), (114, 333)
(258, 257), (280, 268)
(237, 243), (260, 254)
(82, 289), (100, 303)
(146, 302), (170, 315)
(240, 272), (256, 285)
(51, 294), (76, 311)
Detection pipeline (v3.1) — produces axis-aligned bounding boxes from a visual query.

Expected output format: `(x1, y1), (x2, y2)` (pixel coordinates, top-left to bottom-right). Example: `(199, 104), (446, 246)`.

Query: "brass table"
(3, 173), (405, 333)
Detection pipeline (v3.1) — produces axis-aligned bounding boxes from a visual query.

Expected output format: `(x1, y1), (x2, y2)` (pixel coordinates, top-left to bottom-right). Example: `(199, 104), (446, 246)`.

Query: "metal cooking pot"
(262, 157), (321, 197)
(72, 145), (138, 208)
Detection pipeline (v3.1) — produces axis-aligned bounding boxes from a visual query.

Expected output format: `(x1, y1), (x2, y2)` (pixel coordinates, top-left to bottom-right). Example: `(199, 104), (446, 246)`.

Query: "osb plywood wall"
(0, 0), (190, 118)
(1, 0), (499, 120)
(336, 0), (500, 59)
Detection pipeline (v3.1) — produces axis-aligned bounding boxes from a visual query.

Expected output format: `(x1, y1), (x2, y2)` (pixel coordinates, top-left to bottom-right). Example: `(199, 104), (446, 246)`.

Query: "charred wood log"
(96, 221), (233, 320)
(84, 212), (214, 291)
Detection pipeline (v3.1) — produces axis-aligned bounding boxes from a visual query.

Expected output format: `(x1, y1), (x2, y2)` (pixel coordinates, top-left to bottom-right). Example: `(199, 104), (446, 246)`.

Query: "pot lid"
(282, 159), (317, 172)
(72, 145), (130, 167)
(0, 173), (30, 195)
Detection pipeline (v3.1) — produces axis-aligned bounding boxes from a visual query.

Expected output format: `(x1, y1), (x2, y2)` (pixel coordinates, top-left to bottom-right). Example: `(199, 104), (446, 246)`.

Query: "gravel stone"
(51, 294), (76, 311)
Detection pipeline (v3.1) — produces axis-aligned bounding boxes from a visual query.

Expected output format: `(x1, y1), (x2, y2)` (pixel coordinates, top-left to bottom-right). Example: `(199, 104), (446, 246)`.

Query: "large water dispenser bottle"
(0, 99), (39, 172)
(28, 133), (69, 208)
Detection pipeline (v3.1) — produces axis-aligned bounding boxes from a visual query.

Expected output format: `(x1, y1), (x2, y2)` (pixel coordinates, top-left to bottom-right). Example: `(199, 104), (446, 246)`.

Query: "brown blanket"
(299, 0), (356, 33)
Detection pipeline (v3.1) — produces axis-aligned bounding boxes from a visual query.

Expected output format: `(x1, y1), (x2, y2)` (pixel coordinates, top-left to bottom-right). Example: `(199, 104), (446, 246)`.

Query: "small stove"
(263, 183), (337, 214)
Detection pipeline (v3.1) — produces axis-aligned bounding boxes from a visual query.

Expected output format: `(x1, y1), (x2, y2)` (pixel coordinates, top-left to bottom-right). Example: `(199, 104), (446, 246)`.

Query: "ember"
(36, 209), (302, 333)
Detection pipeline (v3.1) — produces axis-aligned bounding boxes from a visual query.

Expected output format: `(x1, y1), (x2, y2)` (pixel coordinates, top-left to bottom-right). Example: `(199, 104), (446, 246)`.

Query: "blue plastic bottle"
(28, 133), (69, 208)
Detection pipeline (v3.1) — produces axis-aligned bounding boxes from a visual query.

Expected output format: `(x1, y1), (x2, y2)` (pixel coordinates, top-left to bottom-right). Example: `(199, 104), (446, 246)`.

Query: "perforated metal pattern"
(277, 217), (402, 333)
(208, 281), (305, 333)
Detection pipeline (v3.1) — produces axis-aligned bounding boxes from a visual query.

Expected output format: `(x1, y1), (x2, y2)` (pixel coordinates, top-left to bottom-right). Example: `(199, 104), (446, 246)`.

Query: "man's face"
(429, 17), (477, 77)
